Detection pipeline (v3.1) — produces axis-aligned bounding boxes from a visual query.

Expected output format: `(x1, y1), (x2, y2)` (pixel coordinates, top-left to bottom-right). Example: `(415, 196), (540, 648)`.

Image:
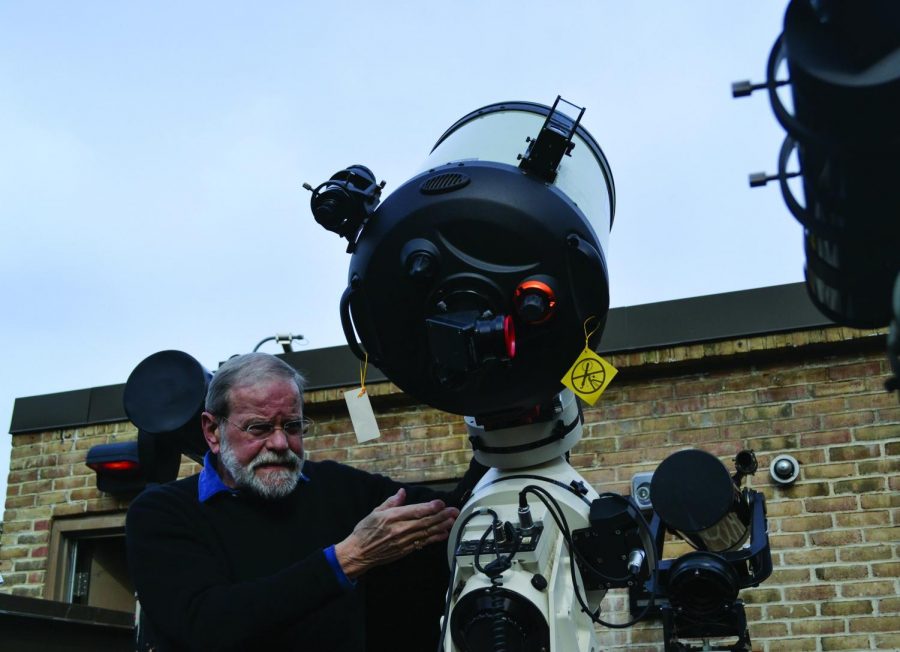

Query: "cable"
(520, 485), (659, 629)
(437, 508), (497, 652)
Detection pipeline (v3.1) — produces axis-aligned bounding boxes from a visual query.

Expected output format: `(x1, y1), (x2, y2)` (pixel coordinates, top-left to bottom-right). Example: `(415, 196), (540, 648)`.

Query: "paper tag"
(344, 388), (380, 443)
(561, 347), (618, 405)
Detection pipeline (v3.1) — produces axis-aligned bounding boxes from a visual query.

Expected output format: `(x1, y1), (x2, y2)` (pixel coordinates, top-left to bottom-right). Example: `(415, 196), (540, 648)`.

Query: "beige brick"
(770, 533), (809, 549)
(790, 618), (845, 635)
(785, 584), (837, 601)
(765, 500), (804, 517)
(829, 360), (884, 381)
(4, 495), (36, 509)
(838, 545), (894, 562)
(815, 565), (868, 581)
(51, 502), (86, 517)
(807, 496), (864, 513)
(771, 567), (813, 584)
(15, 532), (48, 545)
(748, 621), (789, 638)
(744, 605), (763, 622)
(10, 586), (42, 598)
(776, 482), (830, 498)
(801, 430), (853, 447)
(864, 526), (900, 543)
(782, 548), (836, 565)
(829, 444), (882, 462)
(767, 602), (817, 619)
(815, 378), (868, 397)
(68, 487), (102, 501)
(760, 384), (811, 402)
(834, 511), (890, 528)
(833, 477), (887, 495)
(0, 521), (32, 535)
(821, 600), (873, 616)
(872, 562), (900, 578)
(811, 530), (863, 547)
(801, 463), (859, 482)
(0, 546), (30, 561)
(861, 493), (900, 509)
(874, 633), (900, 650)
(855, 423), (900, 441)
(17, 480), (55, 496)
(13, 559), (47, 572)
(742, 587), (783, 604)
(779, 514), (833, 532)
(36, 491), (69, 506)
(766, 637), (817, 651)
(849, 616), (900, 632)
(841, 581), (895, 598)
(821, 635), (876, 651)
(7, 469), (39, 484)
(857, 458), (900, 476)
(822, 410), (875, 429)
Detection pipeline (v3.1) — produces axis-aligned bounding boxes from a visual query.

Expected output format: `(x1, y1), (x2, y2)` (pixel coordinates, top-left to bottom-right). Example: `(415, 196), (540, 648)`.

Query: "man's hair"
(205, 352), (307, 417)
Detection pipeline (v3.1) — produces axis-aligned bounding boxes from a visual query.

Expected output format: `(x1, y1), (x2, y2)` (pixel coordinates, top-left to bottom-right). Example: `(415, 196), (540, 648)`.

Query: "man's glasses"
(219, 416), (313, 438)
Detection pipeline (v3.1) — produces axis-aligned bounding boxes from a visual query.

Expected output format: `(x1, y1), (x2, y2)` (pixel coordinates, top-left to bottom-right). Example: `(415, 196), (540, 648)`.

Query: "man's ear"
(201, 412), (221, 454)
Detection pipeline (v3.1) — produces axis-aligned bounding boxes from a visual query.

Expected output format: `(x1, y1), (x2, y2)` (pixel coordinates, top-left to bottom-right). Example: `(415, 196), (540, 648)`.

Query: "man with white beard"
(126, 352), (485, 652)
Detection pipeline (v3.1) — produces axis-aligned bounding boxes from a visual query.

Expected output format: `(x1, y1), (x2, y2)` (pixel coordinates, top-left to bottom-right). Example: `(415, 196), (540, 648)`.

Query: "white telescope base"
(443, 458), (604, 652)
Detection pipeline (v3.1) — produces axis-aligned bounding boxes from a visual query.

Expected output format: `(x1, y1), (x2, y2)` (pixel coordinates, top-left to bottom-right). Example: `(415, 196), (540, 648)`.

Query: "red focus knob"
(503, 314), (516, 359)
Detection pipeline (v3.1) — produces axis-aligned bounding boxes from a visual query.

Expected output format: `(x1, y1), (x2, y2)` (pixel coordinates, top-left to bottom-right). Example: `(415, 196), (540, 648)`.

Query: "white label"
(344, 388), (380, 443)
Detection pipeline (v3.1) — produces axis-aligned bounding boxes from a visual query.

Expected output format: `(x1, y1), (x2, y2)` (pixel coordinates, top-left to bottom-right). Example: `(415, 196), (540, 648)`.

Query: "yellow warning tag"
(561, 316), (618, 405)
(561, 348), (618, 405)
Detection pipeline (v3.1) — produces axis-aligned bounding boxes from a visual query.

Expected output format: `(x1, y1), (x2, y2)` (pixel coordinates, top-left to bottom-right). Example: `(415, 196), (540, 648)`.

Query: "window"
(46, 514), (135, 614)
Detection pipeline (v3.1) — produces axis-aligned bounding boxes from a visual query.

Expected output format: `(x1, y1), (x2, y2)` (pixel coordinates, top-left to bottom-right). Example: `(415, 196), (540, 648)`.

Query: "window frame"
(46, 513), (133, 613)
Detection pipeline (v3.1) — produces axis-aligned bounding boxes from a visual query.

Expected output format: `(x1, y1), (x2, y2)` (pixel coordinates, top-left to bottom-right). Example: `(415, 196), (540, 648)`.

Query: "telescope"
(733, 0), (900, 394)
(307, 97), (772, 651)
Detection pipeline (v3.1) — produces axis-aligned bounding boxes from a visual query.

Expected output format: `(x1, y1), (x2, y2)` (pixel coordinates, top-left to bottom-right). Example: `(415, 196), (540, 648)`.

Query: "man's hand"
(334, 488), (459, 579)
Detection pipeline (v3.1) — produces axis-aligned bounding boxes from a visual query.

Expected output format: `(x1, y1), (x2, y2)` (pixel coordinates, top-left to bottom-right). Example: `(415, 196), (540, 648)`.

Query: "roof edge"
(9, 283), (834, 435)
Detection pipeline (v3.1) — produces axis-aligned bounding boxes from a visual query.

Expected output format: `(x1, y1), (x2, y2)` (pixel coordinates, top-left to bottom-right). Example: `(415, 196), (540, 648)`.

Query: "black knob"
(406, 252), (436, 282)
(518, 293), (549, 323)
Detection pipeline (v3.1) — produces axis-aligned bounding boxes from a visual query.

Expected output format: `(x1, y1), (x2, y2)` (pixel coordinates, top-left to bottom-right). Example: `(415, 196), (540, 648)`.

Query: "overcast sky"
(0, 2), (800, 501)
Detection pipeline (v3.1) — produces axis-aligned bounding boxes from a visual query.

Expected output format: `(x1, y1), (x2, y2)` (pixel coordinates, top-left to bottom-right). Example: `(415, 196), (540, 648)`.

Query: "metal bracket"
(518, 96), (585, 183)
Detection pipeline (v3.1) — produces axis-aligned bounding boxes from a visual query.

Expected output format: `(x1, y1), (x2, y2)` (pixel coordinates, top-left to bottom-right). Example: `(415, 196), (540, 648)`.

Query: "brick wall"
(2, 325), (898, 650)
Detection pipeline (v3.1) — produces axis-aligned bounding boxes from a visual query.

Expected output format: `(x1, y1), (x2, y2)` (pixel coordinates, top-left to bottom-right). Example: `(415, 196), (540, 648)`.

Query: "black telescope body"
(650, 449), (752, 553)
(769, 0), (900, 328)
(312, 99), (616, 418)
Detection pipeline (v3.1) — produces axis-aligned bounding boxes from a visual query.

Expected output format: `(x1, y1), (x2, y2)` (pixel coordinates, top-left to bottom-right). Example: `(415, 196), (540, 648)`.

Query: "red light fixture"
(87, 459), (141, 473)
(86, 441), (145, 494)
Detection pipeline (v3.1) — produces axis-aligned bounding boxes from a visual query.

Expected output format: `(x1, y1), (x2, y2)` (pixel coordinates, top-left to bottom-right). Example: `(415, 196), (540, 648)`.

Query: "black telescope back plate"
(650, 449), (734, 535)
(346, 161), (610, 417)
(123, 350), (211, 458)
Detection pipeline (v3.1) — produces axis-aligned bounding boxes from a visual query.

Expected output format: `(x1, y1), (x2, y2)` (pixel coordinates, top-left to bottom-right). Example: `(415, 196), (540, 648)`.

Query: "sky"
(0, 2), (801, 502)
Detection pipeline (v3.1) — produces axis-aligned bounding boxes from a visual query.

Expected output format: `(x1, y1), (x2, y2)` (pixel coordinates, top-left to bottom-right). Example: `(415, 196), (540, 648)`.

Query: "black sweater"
(126, 458), (485, 652)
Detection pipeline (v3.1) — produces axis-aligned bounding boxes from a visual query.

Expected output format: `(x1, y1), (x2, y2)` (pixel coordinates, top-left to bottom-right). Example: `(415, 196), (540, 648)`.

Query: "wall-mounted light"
(769, 454), (800, 486)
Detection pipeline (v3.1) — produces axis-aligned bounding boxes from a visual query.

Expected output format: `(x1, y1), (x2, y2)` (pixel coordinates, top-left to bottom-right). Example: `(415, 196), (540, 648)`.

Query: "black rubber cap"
(123, 350), (211, 434)
(650, 449), (734, 533)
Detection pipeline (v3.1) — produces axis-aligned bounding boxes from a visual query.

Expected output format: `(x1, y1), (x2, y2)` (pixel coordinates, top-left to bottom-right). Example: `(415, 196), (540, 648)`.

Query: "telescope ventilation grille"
(419, 172), (470, 195)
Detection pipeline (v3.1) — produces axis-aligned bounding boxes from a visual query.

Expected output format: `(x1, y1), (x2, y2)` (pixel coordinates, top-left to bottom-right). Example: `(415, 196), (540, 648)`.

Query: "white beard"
(219, 436), (303, 500)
